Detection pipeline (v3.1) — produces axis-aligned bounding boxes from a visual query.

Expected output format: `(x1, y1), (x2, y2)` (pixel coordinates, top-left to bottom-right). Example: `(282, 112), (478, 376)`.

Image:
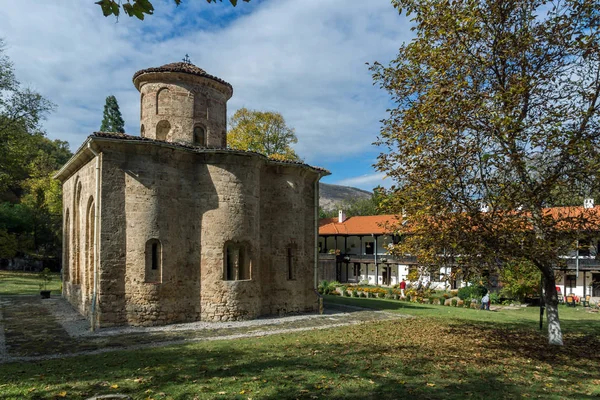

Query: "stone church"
(55, 61), (328, 327)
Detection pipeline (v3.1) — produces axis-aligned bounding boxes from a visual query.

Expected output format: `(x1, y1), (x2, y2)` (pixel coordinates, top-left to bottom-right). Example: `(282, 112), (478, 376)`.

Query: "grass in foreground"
(0, 299), (598, 399)
(0, 270), (62, 295)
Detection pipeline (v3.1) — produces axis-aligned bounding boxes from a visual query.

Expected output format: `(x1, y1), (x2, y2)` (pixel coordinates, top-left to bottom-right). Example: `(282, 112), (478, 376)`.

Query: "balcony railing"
(564, 258), (600, 269)
(319, 253), (417, 264)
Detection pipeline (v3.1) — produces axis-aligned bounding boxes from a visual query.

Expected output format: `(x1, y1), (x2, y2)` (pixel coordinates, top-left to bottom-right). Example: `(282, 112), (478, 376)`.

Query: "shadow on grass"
(1, 332), (597, 400)
(325, 295), (433, 311)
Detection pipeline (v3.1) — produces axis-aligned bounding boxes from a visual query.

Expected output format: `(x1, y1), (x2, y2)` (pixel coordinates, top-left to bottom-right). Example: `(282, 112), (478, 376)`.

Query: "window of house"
(353, 263), (361, 276)
(224, 242), (251, 281)
(429, 268), (439, 281)
(365, 242), (374, 255)
(145, 239), (162, 283)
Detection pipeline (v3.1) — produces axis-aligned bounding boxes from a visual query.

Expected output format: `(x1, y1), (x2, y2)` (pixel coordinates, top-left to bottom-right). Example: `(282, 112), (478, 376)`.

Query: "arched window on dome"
(156, 87), (170, 115)
(156, 120), (171, 141)
(193, 125), (206, 146)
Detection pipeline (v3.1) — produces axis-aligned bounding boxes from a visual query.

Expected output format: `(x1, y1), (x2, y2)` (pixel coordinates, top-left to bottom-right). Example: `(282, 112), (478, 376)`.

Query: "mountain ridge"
(319, 182), (372, 212)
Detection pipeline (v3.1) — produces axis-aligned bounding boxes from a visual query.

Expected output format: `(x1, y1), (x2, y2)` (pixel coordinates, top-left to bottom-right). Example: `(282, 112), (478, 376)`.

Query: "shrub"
(451, 298), (458, 307)
(340, 285), (348, 297)
(489, 292), (500, 304)
(428, 297), (435, 304)
(352, 289), (358, 298)
(318, 280), (329, 295)
(457, 285), (487, 300)
(378, 292), (386, 299)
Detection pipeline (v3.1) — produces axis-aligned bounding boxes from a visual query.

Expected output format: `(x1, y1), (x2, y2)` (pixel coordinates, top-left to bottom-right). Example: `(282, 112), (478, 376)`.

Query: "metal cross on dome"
(182, 54), (191, 64)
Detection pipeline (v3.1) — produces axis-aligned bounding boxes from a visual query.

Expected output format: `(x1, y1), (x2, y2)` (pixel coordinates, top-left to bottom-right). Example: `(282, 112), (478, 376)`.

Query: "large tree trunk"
(542, 267), (563, 346)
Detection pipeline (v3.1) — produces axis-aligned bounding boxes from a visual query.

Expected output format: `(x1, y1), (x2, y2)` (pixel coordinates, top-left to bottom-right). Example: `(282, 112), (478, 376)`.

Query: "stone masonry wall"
(138, 73), (228, 147)
(97, 142), (208, 326)
(258, 165), (320, 316)
(199, 153), (263, 321)
(62, 154), (98, 318)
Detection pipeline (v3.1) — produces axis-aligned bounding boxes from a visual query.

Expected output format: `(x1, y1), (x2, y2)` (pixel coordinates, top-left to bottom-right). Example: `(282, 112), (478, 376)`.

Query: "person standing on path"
(480, 292), (490, 310)
(400, 278), (406, 298)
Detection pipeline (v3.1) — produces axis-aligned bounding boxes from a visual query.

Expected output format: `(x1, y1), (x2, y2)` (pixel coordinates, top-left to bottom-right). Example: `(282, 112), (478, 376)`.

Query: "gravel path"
(0, 295), (408, 364)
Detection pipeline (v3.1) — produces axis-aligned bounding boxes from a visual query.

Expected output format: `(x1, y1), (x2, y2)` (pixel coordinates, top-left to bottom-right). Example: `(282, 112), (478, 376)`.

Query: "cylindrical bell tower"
(133, 62), (233, 148)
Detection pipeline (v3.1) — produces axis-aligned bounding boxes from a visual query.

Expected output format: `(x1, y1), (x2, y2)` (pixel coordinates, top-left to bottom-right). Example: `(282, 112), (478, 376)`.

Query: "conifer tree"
(99, 95), (125, 133)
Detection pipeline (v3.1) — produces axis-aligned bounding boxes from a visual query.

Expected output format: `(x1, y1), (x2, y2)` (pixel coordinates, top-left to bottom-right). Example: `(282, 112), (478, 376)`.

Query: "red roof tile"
(319, 215), (400, 236)
(319, 206), (600, 236)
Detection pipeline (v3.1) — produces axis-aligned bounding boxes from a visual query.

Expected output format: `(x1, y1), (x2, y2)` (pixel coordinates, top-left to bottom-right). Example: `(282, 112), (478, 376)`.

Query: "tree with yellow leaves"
(227, 107), (301, 162)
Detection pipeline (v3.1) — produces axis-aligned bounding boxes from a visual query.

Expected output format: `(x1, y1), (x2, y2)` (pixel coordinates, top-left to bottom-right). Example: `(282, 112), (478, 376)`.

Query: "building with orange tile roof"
(318, 207), (600, 300)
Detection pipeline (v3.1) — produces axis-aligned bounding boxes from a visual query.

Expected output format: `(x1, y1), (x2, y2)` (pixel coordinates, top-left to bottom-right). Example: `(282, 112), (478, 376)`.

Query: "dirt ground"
(0, 294), (406, 364)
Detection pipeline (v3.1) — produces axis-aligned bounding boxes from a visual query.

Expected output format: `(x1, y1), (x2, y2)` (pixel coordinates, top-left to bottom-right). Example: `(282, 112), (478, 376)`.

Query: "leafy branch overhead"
(95, 0), (250, 20)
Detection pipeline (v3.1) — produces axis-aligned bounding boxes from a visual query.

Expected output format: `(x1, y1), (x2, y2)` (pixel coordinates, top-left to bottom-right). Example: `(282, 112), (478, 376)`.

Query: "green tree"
(96, 0), (250, 20)
(0, 39), (55, 193)
(371, 0), (600, 345)
(100, 95), (125, 133)
(0, 136), (71, 260)
(499, 260), (540, 303)
(227, 107), (301, 161)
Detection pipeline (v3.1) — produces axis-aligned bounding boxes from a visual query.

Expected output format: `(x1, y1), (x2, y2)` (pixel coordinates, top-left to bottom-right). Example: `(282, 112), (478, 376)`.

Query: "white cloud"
(334, 172), (392, 191)
(0, 0), (412, 178)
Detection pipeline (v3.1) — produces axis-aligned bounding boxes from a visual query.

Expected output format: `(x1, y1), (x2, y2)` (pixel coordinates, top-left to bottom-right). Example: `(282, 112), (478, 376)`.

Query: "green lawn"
(326, 294), (600, 335)
(0, 296), (598, 399)
(0, 270), (62, 295)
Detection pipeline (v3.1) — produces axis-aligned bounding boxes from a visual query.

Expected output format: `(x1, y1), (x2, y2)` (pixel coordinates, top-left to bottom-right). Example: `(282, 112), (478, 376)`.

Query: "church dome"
(133, 61), (232, 93)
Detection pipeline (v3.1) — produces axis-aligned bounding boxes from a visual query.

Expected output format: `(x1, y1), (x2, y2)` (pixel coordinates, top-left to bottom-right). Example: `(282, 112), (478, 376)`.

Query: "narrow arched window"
(194, 125), (206, 146)
(287, 246), (295, 280)
(145, 239), (162, 283)
(74, 181), (82, 284)
(85, 197), (95, 295)
(64, 210), (70, 282)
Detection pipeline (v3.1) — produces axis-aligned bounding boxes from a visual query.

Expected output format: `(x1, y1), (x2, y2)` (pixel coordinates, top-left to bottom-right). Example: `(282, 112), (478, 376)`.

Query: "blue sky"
(0, 0), (413, 191)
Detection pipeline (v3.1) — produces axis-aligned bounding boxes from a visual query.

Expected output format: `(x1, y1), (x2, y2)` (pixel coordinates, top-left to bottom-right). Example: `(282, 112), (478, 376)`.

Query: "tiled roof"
(90, 132), (329, 173)
(132, 62), (232, 89)
(319, 215), (400, 236)
(318, 206), (600, 236)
